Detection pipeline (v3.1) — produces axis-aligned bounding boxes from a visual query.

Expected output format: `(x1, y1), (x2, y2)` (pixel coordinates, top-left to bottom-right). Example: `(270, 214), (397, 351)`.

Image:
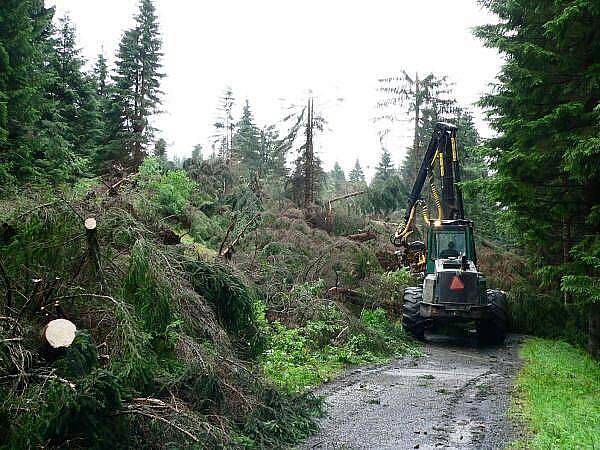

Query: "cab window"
(431, 230), (467, 259)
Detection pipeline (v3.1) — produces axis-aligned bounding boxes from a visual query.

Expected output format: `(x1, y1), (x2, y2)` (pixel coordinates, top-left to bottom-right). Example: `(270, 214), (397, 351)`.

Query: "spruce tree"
(374, 148), (394, 181)
(328, 162), (346, 195)
(48, 15), (103, 162)
(0, 1), (86, 183)
(477, 0), (600, 356)
(262, 125), (288, 180)
(378, 71), (456, 187)
(191, 144), (202, 161)
(109, 0), (164, 167)
(349, 159), (366, 187)
(153, 137), (167, 159)
(290, 151), (325, 207)
(93, 51), (109, 97)
(233, 100), (261, 172)
(212, 87), (235, 161)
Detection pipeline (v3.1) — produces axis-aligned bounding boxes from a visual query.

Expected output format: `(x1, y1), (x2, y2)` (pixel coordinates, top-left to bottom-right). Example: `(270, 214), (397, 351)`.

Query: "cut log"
(43, 319), (77, 349)
(347, 231), (377, 242)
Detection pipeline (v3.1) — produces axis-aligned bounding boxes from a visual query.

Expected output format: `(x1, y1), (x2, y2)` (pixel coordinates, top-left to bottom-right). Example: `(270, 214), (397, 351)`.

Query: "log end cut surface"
(44, 319), (77, 348)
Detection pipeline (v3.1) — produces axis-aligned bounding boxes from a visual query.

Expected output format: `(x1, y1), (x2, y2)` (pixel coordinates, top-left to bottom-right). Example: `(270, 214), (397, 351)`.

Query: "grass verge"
(512, 338), (600, 449)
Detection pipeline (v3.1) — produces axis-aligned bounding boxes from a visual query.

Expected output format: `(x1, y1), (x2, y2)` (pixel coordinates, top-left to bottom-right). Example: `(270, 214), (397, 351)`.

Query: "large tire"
(477, 289), (508, 345)
(403, 286), (426, 340)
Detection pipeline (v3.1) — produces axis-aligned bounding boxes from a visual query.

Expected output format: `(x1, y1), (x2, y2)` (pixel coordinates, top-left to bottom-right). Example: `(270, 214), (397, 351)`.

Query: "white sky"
(49, 0), (502, 180)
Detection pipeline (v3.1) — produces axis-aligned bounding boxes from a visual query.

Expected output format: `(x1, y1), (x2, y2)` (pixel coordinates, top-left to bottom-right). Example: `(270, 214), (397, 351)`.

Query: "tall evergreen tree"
(377, 71), (457, 187)
(93, 51), (109, 97)
(374, 148), (394, 181)
(212, 87), (235, 161)
(328, 162), (346, 196)
(48, 15), (103, 162)
(191, 144), (202, 161)
(233, 100), (261, 172)
(108, 0), (164, 167)
(153, 137), (167, 159)
(0, 1), (86, 183)
(476, 0), (600, 356)
(290, 151), (325, 207)
(349, 159), (366, 187)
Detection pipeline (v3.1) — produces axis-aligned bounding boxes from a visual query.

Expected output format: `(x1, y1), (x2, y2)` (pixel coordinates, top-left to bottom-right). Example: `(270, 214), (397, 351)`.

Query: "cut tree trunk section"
(346, 231), (377, 242)
(43, 318), (77, 349)
(85, 217), (100, 272)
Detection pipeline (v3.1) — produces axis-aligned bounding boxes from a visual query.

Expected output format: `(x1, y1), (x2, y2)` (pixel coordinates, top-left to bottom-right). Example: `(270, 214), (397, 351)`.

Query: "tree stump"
(85, 218), (100, 272)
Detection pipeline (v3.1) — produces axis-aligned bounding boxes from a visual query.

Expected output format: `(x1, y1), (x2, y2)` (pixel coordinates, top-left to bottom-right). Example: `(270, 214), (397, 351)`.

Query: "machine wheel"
(477, 289), (508, 345)
(403, 286), (426, 340)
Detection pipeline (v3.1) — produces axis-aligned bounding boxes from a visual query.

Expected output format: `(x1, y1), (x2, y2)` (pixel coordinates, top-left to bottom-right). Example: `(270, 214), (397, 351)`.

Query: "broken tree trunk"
(220, 213), (260, 260)
(85, 218), (100, 272)
(347, 231), (377, 242)
(326, 190), (366, 229)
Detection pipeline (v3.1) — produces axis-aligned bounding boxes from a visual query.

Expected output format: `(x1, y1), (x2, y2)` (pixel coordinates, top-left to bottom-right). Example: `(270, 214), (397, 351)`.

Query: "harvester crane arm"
(394, 122), (464, 246)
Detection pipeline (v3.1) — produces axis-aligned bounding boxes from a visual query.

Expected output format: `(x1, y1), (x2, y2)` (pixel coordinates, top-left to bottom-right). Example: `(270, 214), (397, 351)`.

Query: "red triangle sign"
(450, 276), (464, 291)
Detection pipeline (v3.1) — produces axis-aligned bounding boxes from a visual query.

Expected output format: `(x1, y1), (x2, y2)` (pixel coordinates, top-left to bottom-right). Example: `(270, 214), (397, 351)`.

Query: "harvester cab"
(394, 122), (507, 344)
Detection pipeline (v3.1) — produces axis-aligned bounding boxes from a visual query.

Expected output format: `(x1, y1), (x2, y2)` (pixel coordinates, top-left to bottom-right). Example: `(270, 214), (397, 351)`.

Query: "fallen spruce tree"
(0, 186), (321, 449)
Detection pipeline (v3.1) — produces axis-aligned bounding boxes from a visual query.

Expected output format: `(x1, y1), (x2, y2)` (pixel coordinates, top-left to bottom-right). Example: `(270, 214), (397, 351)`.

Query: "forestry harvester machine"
(393, 122), (507, 344)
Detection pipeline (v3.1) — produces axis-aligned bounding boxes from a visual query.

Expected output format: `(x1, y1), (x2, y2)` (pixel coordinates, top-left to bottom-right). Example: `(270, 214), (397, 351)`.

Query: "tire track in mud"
(300, 334), (523, 450)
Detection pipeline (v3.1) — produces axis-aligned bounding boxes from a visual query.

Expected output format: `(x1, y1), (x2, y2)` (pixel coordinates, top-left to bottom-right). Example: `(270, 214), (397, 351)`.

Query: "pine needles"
(0, 186), (322, 449)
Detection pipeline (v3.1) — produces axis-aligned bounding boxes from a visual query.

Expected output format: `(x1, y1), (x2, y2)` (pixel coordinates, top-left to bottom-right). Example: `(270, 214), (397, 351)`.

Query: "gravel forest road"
(301, 334), (523, 450)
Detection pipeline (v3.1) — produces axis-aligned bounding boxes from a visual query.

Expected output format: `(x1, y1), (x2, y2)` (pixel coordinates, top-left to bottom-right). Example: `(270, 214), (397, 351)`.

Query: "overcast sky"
(49, 0), (502, 179)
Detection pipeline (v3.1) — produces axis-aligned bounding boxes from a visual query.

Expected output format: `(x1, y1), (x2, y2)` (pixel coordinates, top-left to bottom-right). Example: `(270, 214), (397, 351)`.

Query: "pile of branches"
(0, 187), (319, 449)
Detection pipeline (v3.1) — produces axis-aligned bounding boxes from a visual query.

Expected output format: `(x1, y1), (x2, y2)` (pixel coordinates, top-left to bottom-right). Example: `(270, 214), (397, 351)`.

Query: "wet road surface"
(301, 334), (523, 450)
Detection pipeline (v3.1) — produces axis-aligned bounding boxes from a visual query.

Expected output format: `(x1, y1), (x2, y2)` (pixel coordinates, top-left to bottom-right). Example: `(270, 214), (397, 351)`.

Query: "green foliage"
(186, 259), (265, 355)
(331, 210), (368, 236)
(54, 331), (99, 378)
(514, 338), (600, 449)
(348, 159), (366, 188)
(45, 370), (127, 449)
(352, 248), (383, 280)
(367, 175), (407, 217)
(509, 281), (587, 347)
(123, 239), (173, 338)
(138, 156), (197, 215)
(475, 0), (600, 317)
(234, 389), (322, 449)
(374, 148), (395, 182)
(108, 0), (164, 165)
(261, 306), (416, 393)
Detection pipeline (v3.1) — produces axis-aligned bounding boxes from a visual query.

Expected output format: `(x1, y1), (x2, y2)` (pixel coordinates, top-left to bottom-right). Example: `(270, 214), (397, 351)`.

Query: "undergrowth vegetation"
(0, 161), (418, 449)
(262, 303), (417, 393)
